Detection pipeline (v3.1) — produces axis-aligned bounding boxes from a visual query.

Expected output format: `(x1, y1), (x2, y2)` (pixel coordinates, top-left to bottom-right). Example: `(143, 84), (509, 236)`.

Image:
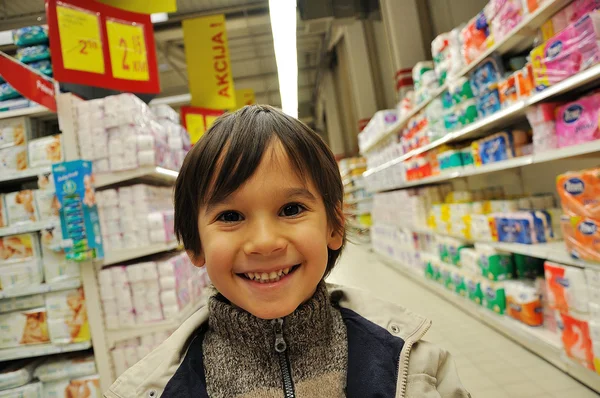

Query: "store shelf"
(0, 166), (52, 185)
(377, 252), (600, 393)
(344, 184), (365, 194)
(100, 241), (180, 267)
(346, 209), (371, 216)
(0, 105), (52, 120)
(0, 219), (60, 237)
(94, 166), (179, 188)
(0, 278), (81, 300)
(105, 300), (203, 347)
(0, 341), (92, 362)
(346, 196), (372, 205)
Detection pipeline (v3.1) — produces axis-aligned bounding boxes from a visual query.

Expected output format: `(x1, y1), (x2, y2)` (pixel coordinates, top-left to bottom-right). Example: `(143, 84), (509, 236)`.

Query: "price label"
(56, 5), (104, 74)
(106, 19), (149, 81)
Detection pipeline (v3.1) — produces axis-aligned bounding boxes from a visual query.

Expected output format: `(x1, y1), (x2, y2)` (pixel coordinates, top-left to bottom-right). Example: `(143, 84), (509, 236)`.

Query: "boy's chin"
(242, 302), (298, 320)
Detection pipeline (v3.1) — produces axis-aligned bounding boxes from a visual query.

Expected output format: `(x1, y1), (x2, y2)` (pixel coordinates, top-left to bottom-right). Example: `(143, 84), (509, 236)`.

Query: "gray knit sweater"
(203, 282), (348, 398)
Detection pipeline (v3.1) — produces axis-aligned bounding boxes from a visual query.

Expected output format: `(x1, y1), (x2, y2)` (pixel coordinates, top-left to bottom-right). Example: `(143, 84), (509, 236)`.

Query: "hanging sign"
(181, 106), (225, 144)
(0, 52), (57, 111)
(234, 89), (256, 110)
(96, 0), (177, 14)
(46, 0), (160, 93)
(183, 14), (236, 109)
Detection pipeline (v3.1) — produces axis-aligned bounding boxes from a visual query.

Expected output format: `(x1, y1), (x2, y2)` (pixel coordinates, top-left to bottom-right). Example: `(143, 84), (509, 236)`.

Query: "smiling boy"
(105, 105), (470, 398)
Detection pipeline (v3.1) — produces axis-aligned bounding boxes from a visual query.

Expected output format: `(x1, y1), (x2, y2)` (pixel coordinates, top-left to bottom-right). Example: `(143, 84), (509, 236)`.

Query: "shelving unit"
(0, 341), (92, 362)
(100, 241), (180, 267)
(0, 105), (52, 120)
(0, 219), (60, 237)
(0, 278), (81, 300)
(0, 166), (52, 184)
(376, 251), (600, 393)
(94, 166), (179, 188)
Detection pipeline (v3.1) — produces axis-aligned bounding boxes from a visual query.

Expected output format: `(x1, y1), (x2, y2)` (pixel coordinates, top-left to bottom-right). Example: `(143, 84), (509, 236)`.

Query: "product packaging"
(486, 0), (524, 43)
(0, 293), (45, 314)
(526, 102), (558, 152)
(0, 381), (43, 398)
(42, 375), (101, 398)
(544, 261), (590, 314)
(555, 92), (600, 148)
(4, 190), (38, 225)
(541, 0), (600, 40)
(505, 280), (543, 326)
(514, 253), (545, 279)
(558, 312), (595, 369)
(0, 233), (40, 263)
(461, 11), (490, 65)
(465, 273), (484, 304)
(0, 308), (49, 349)
(27, 135), (63, 168)
(15, 45), (50, 63)
(0, 117), (29, 148)
(560, 215), (600, 262)
(0, 83), (21, 102)
(432, 28), (464, 84)
(0, 145), (27, 173)
(12, 26), (49, 46)
(557, 167), (600, 218)
(52, 160), (104, 261)
(0, 359), (38, 391)
(476, 244), (515, 281)
(481, 279), (507, 314)
(45, 288), (90, 344)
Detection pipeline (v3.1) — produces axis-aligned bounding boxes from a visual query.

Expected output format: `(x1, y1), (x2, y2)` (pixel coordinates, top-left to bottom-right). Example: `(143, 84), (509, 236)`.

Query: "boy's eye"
(218, 211), (243, 222)
(280, 204), (305, 217)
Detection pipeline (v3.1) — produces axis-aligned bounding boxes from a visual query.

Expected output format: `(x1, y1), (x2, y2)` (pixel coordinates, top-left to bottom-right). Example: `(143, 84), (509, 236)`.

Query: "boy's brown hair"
(173, 105), (345, 276)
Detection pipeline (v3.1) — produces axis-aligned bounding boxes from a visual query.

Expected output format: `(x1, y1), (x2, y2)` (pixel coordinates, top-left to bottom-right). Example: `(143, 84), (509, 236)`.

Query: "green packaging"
(452, 271), (467, 297)
(479, 252), (515, 281)
(514, 254), (545, 279)
(482, 280), (506, 314)
(466, 276), (483, 305)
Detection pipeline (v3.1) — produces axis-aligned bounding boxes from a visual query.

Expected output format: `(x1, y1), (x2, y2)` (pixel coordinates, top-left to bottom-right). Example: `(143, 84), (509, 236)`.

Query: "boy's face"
(192, 141), (343, 319)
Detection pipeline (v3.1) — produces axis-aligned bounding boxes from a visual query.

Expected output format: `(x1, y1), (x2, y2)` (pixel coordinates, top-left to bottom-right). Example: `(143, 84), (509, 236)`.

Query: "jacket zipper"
(272, 318), (296, 398)
(398, 319), (432, 397)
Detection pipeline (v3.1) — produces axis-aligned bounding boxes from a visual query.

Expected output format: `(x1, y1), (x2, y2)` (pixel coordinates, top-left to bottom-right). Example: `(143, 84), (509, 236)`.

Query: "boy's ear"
(327, 205), (344, 251)
(186, 250), (206, 268)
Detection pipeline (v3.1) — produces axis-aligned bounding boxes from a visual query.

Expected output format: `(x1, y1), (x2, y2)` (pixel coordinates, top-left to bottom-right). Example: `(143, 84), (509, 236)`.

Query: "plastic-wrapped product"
(481, 279), (507, 314)
(526, 102), (558, 153)
(0, 309), (49, 349)
(0, 360), (38, 391)
(544, 261), (590, 314)
(0, 83), (21, 102)
(0, 117), (28, 148)
(0, 381), (42, 398)
(554, 92), (600, 148)
(557, 167), (600, 218)
(15, 45), (50, 64)
(505, 280), (543, 326)
(28, 60), (52, 77)
(476, 243), (515, 281)
(34, 354), (96, 382)
(412, 61), (435, 91)
(541, 0), (600, 40)
(560, 214), (600, 262)
(486, 0), (525, 43)
(461, 11), (490, 65)
(558, 312), (595, 369)
(42, 375), (100, 398)
(431, 28), (464, 85)
(27, 135), (63, 168)
(12, 26), (48, 46)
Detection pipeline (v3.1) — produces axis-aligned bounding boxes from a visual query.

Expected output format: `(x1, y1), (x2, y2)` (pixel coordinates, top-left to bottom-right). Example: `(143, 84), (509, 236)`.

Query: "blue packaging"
(476, 86), (502, 118)
(16, 45), (51, 64)
(52, 160), (104, 261)
(12, 26), (49, 47)
(29, 60), (53, 77)
(0, 83), (21, 101)
(479, 132), (515, 164)
(494, 212), (550, 244)
(470, 55), (503, 96)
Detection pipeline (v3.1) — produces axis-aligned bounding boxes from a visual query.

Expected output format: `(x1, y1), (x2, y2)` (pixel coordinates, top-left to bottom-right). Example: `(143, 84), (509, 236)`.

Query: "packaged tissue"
(526, 102), (558, 152)
(461, 11), (490, 65)
(476, 130), (529, 165)
(505, 280), (543, 326)
(494, 211), (554, 244)
(560, 215), (600, 262)
(557, 167), (600, 218)
(485, 0), (524, 43)
(465, 273), (484, 304)
(481, 279), (507, 314)
(558, 312), (595, 369)
(541, 0), (600, 40)
(424, 259), (441, 281)
(431, 28), (464, 84)
(476, 244), (515, 281)
(555, 92), (600, 148)
(470, 55), (504, 96)
(451, 269), (467, 297)
(544, 261), (589, 314)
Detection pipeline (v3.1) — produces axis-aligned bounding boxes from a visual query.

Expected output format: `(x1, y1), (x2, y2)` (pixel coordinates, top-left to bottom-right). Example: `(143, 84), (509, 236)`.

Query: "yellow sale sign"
(234, 89), (256, 110)
(183, 14), (236, 109)
(181, 106), (225, 144)
(97, 0), (177, 14)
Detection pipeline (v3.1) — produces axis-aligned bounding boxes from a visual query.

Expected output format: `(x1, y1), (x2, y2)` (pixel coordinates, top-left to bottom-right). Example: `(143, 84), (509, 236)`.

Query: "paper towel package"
(559, 312), (595, 370)
(544, 261), (589, 314)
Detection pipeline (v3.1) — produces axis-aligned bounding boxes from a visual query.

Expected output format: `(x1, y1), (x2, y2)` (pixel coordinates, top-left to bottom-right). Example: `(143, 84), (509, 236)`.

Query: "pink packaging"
(532, 11), (600, 90)
(527, 103), (559, 152)
(486, 0), (524, 42)
(547, 0), (600, 37)
(555, 92), (600, 147)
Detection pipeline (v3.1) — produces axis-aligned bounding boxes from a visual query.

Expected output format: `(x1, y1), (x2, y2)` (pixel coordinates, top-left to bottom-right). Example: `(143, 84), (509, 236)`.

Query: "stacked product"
(0, 26), (51, 111)
(75, 95), (189, 173)
(96, 184), (175, 252)
(340, 157), (372, 230)
(544, 261), (598, 371)
(441, 77), (478, 133)
(587, 268), (600, 372)
(485, 0), (525, 44)
(557, 167), (600, 262)
(152, 104), (192, 170)
(0, 353), (97, 398)
(412, 62), (440, 105)
(110, 332), (171, 377)
(357, 110), (398, 152)
(98, 252), (209, 330)
(431, 28), (464, 86)
(0, 116), (63, 175)
(370, 223), (435, 273)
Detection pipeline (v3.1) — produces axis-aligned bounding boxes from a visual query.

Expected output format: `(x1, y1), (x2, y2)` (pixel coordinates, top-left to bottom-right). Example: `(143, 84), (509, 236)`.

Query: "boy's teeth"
(260, 273), (269, 281)
(269, 271), (278, 279)
(282, 267), (290, 275)
(277, 269), (283, 276)
(247, 272), (254, 280)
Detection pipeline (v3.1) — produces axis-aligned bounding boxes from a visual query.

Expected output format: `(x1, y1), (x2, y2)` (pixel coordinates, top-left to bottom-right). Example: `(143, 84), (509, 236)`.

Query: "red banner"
(45, 0), (159, 93)
(181, 106), (225, 144)
(0, 52), (57, 112)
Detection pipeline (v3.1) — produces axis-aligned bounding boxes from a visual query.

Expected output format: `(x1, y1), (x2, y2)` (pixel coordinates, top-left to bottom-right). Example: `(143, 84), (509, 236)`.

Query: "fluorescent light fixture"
(269, 0), (298, 118)
(151, 13), (169, 23)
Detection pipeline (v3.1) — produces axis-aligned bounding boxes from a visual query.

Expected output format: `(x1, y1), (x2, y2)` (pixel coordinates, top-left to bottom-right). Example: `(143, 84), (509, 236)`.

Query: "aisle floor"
(327, 244), (599, 398)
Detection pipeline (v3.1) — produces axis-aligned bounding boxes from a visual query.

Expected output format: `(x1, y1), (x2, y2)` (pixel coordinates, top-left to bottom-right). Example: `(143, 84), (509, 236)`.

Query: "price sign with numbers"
(46, 0), (159, 93)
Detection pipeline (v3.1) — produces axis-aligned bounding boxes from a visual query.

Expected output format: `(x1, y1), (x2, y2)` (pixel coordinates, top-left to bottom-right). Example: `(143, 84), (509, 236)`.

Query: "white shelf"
(0, 105), (52, 120)
(346, 209), (371, 216)
(94, 167), (179, 188)
(0, 166), (52, 184)
(0, 278), (81, 300)
(105, 300), (203, 347)
(100, 241), (180, 267)
(360, 0), (572, 154)
(376, 252), (600, 393)
(0, 340), (92, 362)
(0, 219), (60, 237)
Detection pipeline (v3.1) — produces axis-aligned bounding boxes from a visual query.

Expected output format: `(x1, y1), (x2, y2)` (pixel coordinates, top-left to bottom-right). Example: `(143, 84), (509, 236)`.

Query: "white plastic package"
(34, 354), (96, 383)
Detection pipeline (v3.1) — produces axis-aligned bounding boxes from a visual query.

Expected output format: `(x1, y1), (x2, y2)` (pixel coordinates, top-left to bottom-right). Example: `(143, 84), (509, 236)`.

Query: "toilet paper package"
(481, 279), (507, 314)
(451, 269), (467, 297)
(585, 268), (600, 288)
(544, 261), (589, 314)
(541, 0), (600, 40)
(505, 280), (543, 326)
(513, 253), (545, 279)
(557, 167), (600, 218)
(558, 312), (595, 369)
(34, 354), (96, 382)
(459, 248), (480, 275)
(0, 308), (49, 349)
(555, 92), (600, 148)
(424, 258), (441, 281)
(440, 263), (453, 290)
(486, 0), (524, 43)
(465, 273), (484, 305)
(0, 381), (42, 398)
(560, 215), (600, 262)
(461, 12), (490, 65)
(476, 244), (514, 281)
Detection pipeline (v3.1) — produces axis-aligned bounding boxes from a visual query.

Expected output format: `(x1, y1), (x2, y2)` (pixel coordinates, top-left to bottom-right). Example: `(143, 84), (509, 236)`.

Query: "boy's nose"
(244, 221), (287, 256)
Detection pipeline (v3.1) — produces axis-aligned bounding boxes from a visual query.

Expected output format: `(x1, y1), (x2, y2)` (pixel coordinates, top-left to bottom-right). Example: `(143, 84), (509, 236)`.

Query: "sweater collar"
(208, 281), (334, 353)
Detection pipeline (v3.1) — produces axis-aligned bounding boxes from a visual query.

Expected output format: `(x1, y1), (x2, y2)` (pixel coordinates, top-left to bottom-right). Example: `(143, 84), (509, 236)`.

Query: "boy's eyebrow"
(204, 187), (316, 216)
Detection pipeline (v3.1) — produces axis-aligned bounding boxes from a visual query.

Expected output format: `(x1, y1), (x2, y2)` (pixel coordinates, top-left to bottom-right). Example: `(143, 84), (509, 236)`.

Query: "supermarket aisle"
(327, 243), (599, 398)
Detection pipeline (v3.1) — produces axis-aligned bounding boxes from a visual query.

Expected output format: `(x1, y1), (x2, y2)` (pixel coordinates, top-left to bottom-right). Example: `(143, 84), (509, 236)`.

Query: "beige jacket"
(105, 284), (471, 398)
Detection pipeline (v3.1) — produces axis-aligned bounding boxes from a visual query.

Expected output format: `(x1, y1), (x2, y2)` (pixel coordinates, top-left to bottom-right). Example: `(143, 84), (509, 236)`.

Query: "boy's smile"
(191, 140), (343, 319)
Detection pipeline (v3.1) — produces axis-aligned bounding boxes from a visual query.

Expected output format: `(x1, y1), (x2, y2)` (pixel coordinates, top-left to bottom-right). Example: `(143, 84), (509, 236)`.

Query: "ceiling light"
(151, 13), (169, 23)
(269, 0), (298, 118)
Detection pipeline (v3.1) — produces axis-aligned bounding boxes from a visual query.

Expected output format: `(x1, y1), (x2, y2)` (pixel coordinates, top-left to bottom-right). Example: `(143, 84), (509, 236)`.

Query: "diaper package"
(476, 244), (515, 281)
(0, 360), (37, 391)
(558, 312), (595, 369)
(34, 189), (59, 221)
(481, 279), (507, 314)
(4, 190), (39, 225)
(0, 308), (49, 349)
(505, 280), (543, 326)
(0, 381), (43, 398)
(0, 145), (27, 172)
(561, 215), (600, 262)
(0, 293), (44, 314)
(557, 167), (600, 218)
(45, 288), (90, 344)
(27, 135), (63, 168)
(42, 375), (101, 398)
(0, 259), (43, 290)
(12, 26), (48, 46)
(34, 354), (96, 382)
(0, 233), (40, 263)
(532, 10), (600, 90)
(15, 45), (50, 64)
(0, 117), (29, 148)
(544, 261), (589, 314)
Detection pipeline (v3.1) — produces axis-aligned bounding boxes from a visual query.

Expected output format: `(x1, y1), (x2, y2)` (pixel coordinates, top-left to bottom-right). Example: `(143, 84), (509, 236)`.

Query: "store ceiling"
(0, 0), (327, 120)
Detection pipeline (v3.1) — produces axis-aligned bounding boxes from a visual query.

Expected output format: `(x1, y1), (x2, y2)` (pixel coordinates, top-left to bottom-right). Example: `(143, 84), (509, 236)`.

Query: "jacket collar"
(105, 284), (431, 398)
